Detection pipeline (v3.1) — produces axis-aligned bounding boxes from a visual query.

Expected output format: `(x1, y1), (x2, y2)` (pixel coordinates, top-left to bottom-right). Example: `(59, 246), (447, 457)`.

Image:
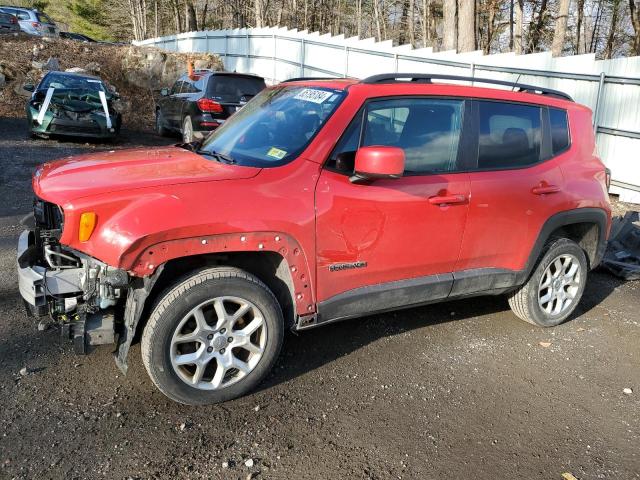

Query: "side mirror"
(23, 84), (35, 92)
(160, 88), (169, 96)
(350, 146), (404, 183)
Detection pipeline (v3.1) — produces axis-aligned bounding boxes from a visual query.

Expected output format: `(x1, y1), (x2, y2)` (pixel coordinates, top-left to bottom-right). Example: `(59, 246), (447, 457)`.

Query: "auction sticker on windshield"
(294, 88), (333, 104)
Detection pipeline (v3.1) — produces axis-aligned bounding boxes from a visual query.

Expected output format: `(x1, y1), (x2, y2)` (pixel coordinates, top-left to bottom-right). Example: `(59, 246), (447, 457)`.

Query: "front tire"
(508, 238), (588, 327)
(141, 267), (284, 405)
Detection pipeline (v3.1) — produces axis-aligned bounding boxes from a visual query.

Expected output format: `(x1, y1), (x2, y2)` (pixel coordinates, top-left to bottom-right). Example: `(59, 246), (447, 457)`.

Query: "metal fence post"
(470, 62), (475, 86)
(246, 32), (250, 72)
(344, 45), (349, 78)
(300, 38), (305, 77)
(224, 34), (229, 70)
(394, 53), (399, 73)
(273, 33), (277, 83)
(593, 71), (606, 135)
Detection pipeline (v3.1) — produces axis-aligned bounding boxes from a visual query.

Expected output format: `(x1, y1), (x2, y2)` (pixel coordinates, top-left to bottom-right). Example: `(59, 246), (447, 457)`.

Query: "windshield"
(198, 85), (346, 167)
(40, 73), (106, 92)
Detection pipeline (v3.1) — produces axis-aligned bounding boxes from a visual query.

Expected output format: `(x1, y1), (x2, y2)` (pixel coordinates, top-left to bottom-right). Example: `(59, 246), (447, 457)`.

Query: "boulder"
(121, 46), (223, 90)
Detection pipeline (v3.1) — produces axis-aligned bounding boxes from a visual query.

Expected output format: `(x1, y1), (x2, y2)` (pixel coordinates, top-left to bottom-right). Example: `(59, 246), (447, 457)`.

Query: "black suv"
(156, 71), (266, 142)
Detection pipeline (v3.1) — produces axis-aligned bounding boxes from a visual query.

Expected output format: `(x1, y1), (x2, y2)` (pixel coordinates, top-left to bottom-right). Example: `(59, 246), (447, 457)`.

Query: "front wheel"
(141, 267), (284, 405)
(155, 109), (169, 137)
(508, 238), (588, 327)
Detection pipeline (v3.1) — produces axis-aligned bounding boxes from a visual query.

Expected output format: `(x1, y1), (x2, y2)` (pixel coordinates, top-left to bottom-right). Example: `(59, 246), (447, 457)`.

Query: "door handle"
(428, 194), (467, 206)
(531, 184), (560, 195)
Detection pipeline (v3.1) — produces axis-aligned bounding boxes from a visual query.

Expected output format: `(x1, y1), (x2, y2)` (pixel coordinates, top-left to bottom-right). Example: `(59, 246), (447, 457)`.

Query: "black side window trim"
(323, 95), (472, 178)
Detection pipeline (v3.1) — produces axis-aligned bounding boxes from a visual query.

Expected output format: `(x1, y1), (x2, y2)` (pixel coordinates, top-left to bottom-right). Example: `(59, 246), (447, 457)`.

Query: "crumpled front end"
(17, 198), (128, 353)
(27, 88), (122, 139)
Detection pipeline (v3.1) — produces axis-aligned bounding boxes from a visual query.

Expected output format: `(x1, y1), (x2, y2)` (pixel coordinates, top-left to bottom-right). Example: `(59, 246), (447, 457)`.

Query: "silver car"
(0, 6), (59, 37)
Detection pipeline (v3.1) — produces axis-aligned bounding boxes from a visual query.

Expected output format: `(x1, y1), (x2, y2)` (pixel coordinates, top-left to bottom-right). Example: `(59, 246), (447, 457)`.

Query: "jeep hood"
(33, 146), (261, 204)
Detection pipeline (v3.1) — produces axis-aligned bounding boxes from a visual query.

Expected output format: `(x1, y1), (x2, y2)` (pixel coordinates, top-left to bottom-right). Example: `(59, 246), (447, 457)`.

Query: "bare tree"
(552, 0), (571, 56)
(443, 0), (457, 50)
(255, 0), (264, 27)
(528, 0), (550, 52)
(576, 0), (585, 53)
(604, 0), (621, 58)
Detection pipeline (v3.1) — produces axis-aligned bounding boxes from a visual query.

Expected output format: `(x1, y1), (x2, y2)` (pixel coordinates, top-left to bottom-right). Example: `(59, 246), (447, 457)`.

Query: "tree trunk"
(442, 0), (456, 50)
(457, 0), (475, 52)
(186, 1), (197, 31)
(409, 0), (415, 45)
(373, 0), (383, 41)
(514, 0), (523, 53)
(551, 0), (571, 56)
(255, 0), (264, 28)
(576, 0), (585, 53)
(422, 0), (428, 47)
(509, 0), (514, 49)
(604, 0), (621, 59)
(630, 0), (640, 55)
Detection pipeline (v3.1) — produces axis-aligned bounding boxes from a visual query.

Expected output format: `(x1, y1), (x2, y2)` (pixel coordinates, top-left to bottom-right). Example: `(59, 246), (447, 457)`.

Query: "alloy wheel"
(537, 254), (582, 316)
(170, 296), (267, 390)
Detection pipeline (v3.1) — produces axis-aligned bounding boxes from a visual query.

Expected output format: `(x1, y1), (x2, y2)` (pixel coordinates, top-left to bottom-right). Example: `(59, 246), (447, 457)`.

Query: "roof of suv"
(280, 74), (576, 108)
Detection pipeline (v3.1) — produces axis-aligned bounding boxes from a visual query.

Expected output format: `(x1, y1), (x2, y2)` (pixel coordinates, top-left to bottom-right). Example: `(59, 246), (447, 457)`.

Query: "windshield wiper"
(196, 149), (236, 164)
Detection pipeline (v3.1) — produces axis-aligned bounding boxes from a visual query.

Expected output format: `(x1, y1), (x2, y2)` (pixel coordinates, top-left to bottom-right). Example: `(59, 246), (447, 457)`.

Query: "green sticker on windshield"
(266, 147), (287, 159)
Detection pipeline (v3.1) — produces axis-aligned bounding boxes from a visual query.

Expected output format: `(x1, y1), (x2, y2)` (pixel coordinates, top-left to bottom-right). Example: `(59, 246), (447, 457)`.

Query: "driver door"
(315, 97), (472, 320)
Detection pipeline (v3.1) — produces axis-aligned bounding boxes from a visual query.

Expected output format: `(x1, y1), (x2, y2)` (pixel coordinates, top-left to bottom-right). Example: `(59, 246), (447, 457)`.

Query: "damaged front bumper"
(17, 229), (124, 353)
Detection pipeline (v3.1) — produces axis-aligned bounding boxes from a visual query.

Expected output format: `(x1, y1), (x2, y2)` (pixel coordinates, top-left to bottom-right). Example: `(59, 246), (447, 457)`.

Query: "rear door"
(315, 96), (472, 318)
(454, 100), (568, 293)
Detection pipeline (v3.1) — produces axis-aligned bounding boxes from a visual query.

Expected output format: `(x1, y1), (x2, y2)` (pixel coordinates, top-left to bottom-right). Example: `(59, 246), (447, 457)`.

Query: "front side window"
(477, 101), (542, 169)
(170, 80), (183, 95)
(198, 85), (346, 167)
(328, 97), (464, 175)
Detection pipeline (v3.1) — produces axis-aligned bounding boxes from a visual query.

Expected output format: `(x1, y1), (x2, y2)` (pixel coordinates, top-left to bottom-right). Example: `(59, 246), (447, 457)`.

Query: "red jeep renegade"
(18, 74), (612, 405)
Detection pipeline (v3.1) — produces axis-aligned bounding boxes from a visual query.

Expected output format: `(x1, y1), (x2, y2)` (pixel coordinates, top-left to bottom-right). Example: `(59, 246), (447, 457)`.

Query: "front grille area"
(34, 198), (64, 233)
(49, 122), (102, 135)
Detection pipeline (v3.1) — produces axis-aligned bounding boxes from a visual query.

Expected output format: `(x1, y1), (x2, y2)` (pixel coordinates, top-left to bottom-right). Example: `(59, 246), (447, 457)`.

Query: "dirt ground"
(0, 116), (639, 480)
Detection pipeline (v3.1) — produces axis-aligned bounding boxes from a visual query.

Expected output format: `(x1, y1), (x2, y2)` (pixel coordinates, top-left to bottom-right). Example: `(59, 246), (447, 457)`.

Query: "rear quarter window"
(549, 107), (570, 154)
(36, 13), (53, 23)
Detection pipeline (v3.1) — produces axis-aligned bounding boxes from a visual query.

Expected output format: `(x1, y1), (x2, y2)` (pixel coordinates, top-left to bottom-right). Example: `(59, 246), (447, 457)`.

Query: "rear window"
(477, 101), (542, 169)
(207, 76), (266, 102)
(36, 13), (53, 24)
(549, 107), (570, 154)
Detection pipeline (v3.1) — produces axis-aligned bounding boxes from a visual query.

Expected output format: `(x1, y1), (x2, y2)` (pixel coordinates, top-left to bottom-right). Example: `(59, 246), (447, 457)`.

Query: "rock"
(623, 387), (633, 395)
(19, 367), (30, 376)
(37, 320), (49, 331)
(222, 461), (229, 469)
(253, 405), (260, 412)
(43, 57), (60, 71)
(539, 341), (552, 348)
(244, 458), (254, 468)
(179, 423), (187, 431)
(65, 67), (88, 74)
(83, 62), (101, 74)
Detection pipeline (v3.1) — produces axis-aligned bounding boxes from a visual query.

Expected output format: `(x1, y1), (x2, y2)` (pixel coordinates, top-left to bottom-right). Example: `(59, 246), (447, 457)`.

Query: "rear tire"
(141, 267), (284, 405)
(508, 238), (588, 327)
(181, 115), (194, 143)
(155, 109), (169, 137)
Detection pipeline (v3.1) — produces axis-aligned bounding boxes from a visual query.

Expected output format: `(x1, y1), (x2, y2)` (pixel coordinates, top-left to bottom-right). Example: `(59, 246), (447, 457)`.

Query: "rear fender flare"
(521, 207), (609, 282)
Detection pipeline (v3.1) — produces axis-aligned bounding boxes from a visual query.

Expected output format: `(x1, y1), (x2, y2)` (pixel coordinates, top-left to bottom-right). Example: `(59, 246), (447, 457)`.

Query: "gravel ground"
(0, 117), (639, 480)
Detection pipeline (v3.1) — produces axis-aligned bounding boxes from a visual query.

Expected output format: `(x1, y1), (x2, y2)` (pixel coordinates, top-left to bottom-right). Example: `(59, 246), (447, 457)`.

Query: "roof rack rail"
(361, 73), (574, 102)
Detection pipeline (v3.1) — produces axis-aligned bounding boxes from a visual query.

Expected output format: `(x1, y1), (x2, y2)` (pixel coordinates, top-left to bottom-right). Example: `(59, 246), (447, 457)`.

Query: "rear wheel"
(508, 238), (588, 327)
(181, 115), (194, 143)
(155, 109), (169, 137)
(141, 267), (284, 405)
